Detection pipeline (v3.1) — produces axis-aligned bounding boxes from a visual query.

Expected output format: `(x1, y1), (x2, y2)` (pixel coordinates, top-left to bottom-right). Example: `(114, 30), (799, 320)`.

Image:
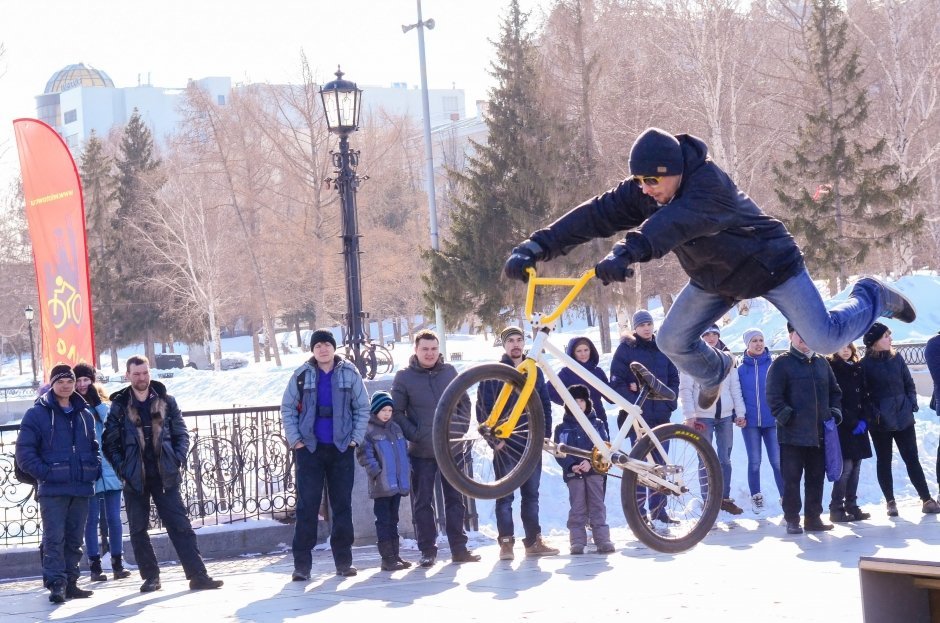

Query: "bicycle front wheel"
(432, 363), (545, 500)
(621, 423), (722, 553)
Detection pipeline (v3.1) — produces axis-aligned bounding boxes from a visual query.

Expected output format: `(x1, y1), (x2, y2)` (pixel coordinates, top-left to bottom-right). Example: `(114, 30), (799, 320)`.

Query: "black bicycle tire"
(620, 423), (722, 553)
(432, 363), (545, 499)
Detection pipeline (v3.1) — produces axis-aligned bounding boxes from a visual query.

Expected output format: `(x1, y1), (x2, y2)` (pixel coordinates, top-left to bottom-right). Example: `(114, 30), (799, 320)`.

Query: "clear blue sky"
(0, 0), (546, 190)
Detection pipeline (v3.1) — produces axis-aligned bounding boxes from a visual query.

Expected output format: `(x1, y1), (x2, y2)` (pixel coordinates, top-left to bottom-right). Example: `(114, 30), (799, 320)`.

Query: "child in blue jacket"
(553, 385), (614, 554)
(357, 391), (412, 571)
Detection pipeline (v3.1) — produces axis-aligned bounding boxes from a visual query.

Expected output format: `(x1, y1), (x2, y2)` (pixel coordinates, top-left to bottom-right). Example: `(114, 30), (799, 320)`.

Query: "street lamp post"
(403, 0), (447, 356)
(320, 67), (368, 376)
(24, 304), (38, 386)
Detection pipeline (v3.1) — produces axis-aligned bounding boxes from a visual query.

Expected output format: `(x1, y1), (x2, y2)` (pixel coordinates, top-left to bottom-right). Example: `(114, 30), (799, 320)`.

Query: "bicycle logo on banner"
(48, 275), (83, 329)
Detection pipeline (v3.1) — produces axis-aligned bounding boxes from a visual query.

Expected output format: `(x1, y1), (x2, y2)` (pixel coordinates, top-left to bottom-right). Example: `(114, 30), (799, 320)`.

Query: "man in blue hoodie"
(15, 363), (100, 603)
(504, 128), (916, 412)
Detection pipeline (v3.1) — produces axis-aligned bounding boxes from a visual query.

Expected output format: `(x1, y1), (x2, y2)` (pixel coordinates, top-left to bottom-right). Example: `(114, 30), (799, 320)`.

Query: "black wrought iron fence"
(0, 405), (294, 547)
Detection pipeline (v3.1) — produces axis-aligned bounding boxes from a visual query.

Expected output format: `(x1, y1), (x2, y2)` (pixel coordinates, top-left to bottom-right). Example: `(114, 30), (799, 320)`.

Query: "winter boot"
(49, 579), (66, 604)
(378, 540), (407, 571)
(923, 498), (940, 514)
(498, 536), (515, 560)
(65, 581), (94, 599)
(112, 555), (132, 579)
(89, 555), (108, 582)
(392, 540), (412, 569)
(720, 498), (744, 515)
(887, 500), (899, 517)
(524, 535), (559, 557)
(846, 505), (871, 521)
(419, 547), (437, 568)
(859, 277), (917, 323)
(697, 351), (733, 409)
(829, 505), (852, 523)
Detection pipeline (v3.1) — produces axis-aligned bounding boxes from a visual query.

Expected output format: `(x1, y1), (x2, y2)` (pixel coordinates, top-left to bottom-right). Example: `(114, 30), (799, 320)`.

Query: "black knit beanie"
(310, 329), (337, 350)
(74, 363), (96, 381)
(629, 128), (684, 176)
(863, 322), (889, 348)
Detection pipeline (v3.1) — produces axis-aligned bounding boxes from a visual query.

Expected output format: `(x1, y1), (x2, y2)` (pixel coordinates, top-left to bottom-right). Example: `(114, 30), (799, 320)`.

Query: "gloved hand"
(504, 239), (545, 282)
(852, 420), (867, 435)
(594, 240), (636, 285)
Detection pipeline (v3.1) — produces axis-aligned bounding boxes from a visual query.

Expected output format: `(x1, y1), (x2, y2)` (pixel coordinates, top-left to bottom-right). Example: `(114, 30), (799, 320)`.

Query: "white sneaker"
(751, 493), (764, 514)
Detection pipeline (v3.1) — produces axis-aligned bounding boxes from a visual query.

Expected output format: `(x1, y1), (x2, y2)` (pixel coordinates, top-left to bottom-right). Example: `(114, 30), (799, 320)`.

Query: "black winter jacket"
(102, 381), (189, 493)
(528, 134), (804, 300)
(925, 332), (939, 412)
(391, 355), (462, 459)
(766, 347), (842, 447)
(861, 350), (918, 433)
(828, 356), (873, 461)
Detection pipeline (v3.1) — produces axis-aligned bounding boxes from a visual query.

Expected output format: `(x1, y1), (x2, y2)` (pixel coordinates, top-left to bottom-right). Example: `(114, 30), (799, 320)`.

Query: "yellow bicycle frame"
(479, 268), (596, 438)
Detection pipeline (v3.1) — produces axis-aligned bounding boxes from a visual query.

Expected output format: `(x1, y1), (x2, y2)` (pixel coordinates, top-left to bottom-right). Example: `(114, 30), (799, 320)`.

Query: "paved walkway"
(2, 505), (940, 622)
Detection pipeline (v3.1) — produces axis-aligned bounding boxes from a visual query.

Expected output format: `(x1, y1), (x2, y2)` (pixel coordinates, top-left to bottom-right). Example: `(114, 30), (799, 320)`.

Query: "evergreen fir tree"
(772, 0), (919, 288)
(423, 0), (569, 329)
(78, 132), (120, 370)
(113, 109), (165, 360)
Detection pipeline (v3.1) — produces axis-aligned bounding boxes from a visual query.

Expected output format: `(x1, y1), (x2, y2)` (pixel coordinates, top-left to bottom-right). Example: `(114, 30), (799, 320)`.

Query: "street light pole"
(320, 68), (368, 376)
(403, 0), (447, 356)
(24, 305), (38, 386)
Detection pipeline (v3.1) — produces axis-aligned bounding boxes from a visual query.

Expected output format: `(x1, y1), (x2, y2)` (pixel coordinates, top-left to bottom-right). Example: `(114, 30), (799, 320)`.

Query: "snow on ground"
(2, 272), (939, 538)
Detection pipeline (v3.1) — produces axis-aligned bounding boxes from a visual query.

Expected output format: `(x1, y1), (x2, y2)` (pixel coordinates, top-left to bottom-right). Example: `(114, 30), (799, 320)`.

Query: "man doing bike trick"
(504, 127), (915, 410)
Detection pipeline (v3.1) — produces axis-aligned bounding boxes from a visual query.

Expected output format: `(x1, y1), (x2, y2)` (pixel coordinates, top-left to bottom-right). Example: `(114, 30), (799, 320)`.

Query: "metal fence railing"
(0, 405), (294, 547)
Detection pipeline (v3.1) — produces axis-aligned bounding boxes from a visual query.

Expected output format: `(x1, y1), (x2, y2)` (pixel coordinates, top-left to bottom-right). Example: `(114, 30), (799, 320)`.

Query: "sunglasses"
(632, 175), (665, 187)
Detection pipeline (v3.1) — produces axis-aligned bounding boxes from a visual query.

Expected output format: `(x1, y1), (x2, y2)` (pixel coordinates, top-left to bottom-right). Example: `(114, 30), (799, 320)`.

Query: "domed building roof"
(43, 63), (114, 94)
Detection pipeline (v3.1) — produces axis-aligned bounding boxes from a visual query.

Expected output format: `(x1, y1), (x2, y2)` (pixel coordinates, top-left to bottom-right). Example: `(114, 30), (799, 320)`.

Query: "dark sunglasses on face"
(632, 175), (665, 187)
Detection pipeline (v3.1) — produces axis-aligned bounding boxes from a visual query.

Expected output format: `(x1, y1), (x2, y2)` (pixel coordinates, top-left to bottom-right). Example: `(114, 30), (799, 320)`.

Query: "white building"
(36, 63), (468, 154)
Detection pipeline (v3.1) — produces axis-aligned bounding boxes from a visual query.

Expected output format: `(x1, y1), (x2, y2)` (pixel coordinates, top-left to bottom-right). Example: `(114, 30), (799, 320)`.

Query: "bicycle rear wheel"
(432, 363), (545, 500)
(621, 423), (721, 553)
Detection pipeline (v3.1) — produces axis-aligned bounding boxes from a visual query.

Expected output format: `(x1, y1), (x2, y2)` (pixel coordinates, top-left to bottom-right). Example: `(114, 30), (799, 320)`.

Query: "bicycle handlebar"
(523, 268), (596, 324)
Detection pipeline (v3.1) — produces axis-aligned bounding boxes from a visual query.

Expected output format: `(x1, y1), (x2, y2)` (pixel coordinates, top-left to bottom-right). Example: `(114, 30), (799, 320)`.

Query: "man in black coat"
(391, 330), (480, 568)
(102, 355), (222, 593)
(927, 332), (940, 489)
(504, 128), (916, 411)
(766, 324), (842, 535)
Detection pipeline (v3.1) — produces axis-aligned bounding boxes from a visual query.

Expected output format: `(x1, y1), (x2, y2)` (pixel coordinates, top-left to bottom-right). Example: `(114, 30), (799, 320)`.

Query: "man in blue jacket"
(504, 128), (916, 411)
(610, 310), (680, 524)
(281, 329), (370, 581)
(924, 332), (940, 489)
(15, 363), (100, 603)
(766, 324), (842, 535)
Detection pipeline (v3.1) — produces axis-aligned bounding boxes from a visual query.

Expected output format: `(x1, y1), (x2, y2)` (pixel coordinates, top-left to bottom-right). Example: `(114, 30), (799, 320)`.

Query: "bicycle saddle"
(629, 362), (677, 402)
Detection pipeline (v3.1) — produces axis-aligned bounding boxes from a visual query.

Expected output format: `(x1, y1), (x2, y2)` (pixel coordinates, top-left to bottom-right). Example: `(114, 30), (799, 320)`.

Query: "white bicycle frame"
(526, 320), (682, 495)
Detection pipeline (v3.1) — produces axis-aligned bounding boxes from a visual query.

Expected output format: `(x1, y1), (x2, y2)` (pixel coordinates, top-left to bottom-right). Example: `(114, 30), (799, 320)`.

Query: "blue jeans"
(830, 458), (863, 510)
(84, 490), (124, 557)
(697, 417), (734, 498)
(125, 481), (207, 581)
(410, 456), (469, 555)
(495, 456), (542, 547)
(659, 270), (881, 386)
(292, 444), (356, 572)
(39, 495), (90, 587)
(741, 426), (784, 497)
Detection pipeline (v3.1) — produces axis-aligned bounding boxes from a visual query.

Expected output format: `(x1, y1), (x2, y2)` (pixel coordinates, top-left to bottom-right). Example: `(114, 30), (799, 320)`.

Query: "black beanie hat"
(863, 322), (890, 348)
(49, 363), (75, 385)
(629, 128), (684, 177)
(310, 329), (337, 350)
(567, 384), (593, 416)
(74, 363), (96, 381)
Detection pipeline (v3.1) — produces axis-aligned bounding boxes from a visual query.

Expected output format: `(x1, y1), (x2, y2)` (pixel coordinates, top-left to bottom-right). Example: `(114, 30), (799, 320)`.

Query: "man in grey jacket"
(280, 329), (370, 581)
(392, 329), (480, 567)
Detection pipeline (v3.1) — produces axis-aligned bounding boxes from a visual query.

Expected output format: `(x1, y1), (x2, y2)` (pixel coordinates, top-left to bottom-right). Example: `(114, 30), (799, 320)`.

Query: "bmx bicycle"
(432, 268), (722, 553)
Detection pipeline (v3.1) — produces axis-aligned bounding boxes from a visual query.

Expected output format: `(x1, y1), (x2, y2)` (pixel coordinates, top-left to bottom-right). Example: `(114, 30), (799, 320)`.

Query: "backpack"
(14, 456), (37, 487)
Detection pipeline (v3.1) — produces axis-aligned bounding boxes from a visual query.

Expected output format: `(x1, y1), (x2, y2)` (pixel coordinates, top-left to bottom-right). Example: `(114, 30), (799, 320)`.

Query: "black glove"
(594, 240), (636, 285)
(504, 239), (545, 282)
